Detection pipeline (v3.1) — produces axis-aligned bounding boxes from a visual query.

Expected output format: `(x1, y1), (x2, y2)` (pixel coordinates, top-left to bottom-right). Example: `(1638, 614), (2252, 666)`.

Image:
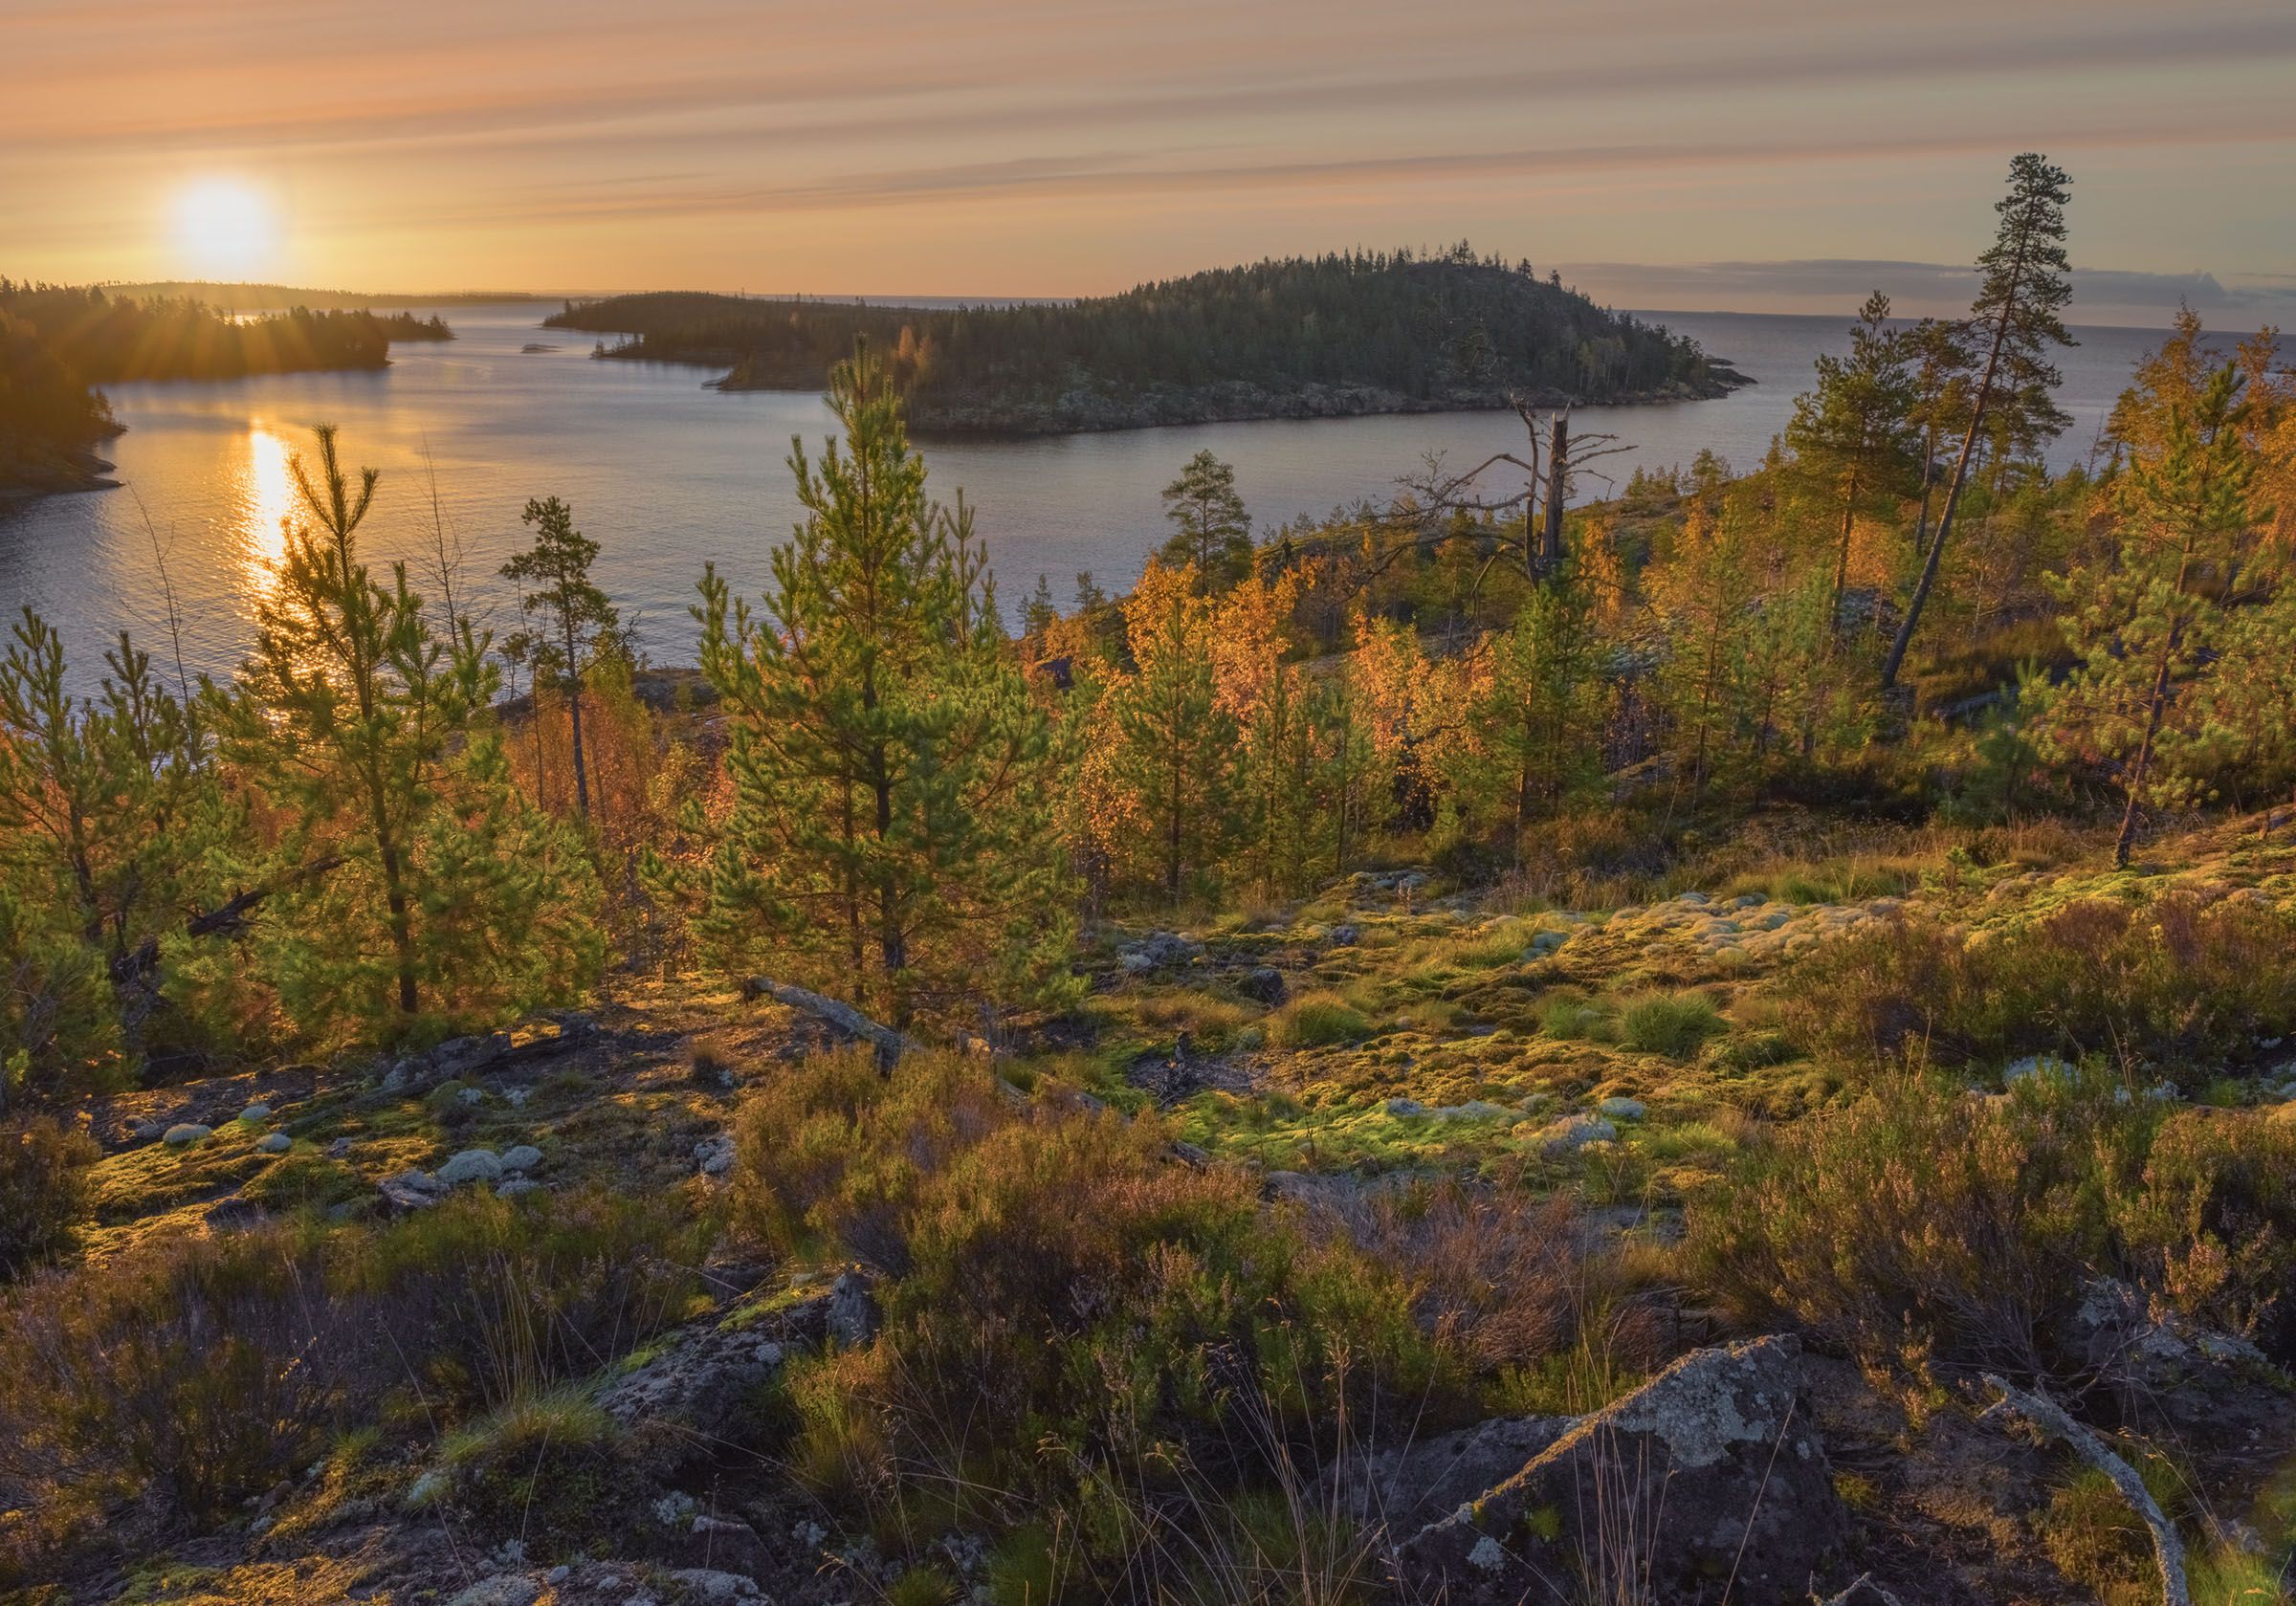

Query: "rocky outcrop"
(1398, 1335), (1844, 1604)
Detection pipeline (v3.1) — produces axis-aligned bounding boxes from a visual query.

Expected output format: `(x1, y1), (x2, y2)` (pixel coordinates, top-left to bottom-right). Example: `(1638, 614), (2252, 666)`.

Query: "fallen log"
(1980, 1374), (2189, 1606)
(742, 976), (923, 1069)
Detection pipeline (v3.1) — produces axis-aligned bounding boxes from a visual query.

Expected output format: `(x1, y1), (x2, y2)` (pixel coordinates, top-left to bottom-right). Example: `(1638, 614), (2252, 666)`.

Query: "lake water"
(0, 302), (2184, 691)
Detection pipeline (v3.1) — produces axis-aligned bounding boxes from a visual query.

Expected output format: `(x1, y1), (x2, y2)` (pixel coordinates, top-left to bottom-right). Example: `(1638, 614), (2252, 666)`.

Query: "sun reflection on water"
(236, 424), (297, 603)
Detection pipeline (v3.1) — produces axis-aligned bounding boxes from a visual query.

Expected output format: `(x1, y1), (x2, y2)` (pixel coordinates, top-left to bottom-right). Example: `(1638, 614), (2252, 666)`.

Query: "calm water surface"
(0, 304), (2183, 690)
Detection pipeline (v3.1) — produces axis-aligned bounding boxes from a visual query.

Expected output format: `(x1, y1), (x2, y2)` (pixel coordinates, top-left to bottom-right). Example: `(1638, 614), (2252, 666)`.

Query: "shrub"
(731, 1048), (1010, 1272)
(344, 1185), (713, 1413)
(1688, 1068), (2139, 1378)
(0, 1115), (98, 1280)
(2107, 1107), (2296, 1359)
(1783, 893), (2296, 1082)
(1274, 993), (1372, 1046)
(0, 1186), (708, 1568)
(0, 1222), (371, 1519)
(1619, 992), (1721, 1059)
(742, 1053), (1454, 1573)
(1689, 1069), (2296, 1378)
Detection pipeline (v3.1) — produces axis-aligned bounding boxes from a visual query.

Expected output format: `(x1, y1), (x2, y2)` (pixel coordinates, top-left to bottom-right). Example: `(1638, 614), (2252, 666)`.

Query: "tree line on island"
(0, 282), (452, 499)
(546, 246), (1741, 432)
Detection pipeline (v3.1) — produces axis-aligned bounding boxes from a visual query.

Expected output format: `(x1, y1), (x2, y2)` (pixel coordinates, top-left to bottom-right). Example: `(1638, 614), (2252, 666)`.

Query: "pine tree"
(223, 426), (602, 1037)
(696, 345), (1069, 1017)
(502, 495), (617, 819)
(2038, 360), (2261, 866)
(1476, 568), (1608, 852)
(1647, 500), (1760, 796)
(1904, 318), (1976, 554)
(1158, 450), (1253, 590)
(1883, 154), (2075, 688)
(1106, 560), (1240, 901)
(1786, 292), (1918, 641)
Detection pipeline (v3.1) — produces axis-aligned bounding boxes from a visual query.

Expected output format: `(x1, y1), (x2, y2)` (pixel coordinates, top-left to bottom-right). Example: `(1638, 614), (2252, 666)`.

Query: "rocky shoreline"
(693, 364), (1754, 436)
(0, 441), (121, 519)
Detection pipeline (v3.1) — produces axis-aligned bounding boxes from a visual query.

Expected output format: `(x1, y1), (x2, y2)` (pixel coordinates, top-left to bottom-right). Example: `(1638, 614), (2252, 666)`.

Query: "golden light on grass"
(168, 178), (279, 280)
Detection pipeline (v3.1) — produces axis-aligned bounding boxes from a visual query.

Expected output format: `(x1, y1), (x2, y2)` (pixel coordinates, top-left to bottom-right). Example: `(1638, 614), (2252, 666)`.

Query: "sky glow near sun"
(168, 178), (280, 279)
(2, 0), (2291, 319)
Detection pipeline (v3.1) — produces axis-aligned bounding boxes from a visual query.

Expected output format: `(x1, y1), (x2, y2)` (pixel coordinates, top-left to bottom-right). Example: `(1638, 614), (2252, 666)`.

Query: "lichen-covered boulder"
(1398, 1335), (1844, 1604)
(437, 1148), (504, 1187)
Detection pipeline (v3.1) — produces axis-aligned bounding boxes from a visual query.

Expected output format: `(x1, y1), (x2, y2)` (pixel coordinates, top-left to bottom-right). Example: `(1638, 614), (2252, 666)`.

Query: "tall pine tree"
(1882, 153), (2074, 688)
(695, 345), (1069, 1018)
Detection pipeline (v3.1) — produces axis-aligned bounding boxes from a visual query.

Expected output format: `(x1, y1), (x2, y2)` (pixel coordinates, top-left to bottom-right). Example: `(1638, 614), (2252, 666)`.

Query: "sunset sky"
(6, 0), (2295, 322)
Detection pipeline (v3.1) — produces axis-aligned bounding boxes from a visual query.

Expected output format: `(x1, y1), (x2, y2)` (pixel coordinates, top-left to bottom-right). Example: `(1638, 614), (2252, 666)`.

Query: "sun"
(169, 179), (279, 279)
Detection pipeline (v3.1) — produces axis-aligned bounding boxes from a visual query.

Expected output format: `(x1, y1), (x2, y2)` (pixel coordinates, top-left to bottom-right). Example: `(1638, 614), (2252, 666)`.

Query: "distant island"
(0, 281), (456, 510)
(545, 247), (1747, 434)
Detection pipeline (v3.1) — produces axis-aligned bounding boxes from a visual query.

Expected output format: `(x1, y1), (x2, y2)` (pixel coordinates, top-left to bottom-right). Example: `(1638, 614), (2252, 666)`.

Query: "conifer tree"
(1883, 154), (2075, 688)
(224, 426), (601, 1037)
(1786, 292), (1918, 639)
(1904, 317), (1975, 554)
(2039, 359), (2262, 866)
(1476, 568), (1608, 850)
(1648, 501), (1760, 795)
(695, 345), (1070, 1016)
(1106, 560), (1240, 901)
(1157, 451), (1253, 590)
(502, 495), (617, 819)
(0, 613), (227, 1089)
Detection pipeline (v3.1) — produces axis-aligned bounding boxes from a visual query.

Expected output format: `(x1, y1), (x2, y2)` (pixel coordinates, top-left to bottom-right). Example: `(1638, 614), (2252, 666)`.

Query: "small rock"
(256, 1132), (293, 1154)
(1597, 1096), (1646, 1120)
(1328, 923), (1359, 946)
(496, 1177), (541, 1199)
(667, 1573), (760, 1602)
(1116, 949), (1157, 975)
(241, 1103), (273, 1122)
(1384, 1097), (1428, 1116)
(828, 1267), (881, 1348)
(162, 1123), (212, 1147)
(1239, 965), (1287, 1004)
(437, 1149), (504, 1187)
(327, 1136), (356, 1158)
(500, 1144), (544, 1174)
(1677, 890), (1709, 905)
(448, 1578), (541, 1606)
(1533, 1113), (1617, 1155)
(457, 1086), (487, 1106)
(694, 1133), (738, 1177)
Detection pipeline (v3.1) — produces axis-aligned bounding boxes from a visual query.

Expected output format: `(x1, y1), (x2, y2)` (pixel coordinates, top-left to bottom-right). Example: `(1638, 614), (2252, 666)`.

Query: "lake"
(0, 303), (2185, 691)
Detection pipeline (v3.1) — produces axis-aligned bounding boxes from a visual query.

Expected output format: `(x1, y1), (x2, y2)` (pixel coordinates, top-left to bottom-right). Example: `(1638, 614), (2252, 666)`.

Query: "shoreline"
(591, 348), (1755, 438)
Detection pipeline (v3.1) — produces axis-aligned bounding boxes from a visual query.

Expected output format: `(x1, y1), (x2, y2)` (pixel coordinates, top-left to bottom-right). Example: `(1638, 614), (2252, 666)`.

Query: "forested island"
(0, 283), (453, 509)
(547, 246), (1744, 433)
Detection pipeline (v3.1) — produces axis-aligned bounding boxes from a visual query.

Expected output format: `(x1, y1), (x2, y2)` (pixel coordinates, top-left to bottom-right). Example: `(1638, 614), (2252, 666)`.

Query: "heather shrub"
(0, 1114), (98, 1280)
(0, 1221), (371, 1520)
(743, 1053), (1459, 1569)
(344, 1184), (713, 1413)
(1690, 1069), (2296, 1378)
(1782, 892), (2296, 1081)
(730, 1047), (1011, 1272)
(2106, 1106), (2296, 1360)
(1688, 1067), (2141, 1378)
